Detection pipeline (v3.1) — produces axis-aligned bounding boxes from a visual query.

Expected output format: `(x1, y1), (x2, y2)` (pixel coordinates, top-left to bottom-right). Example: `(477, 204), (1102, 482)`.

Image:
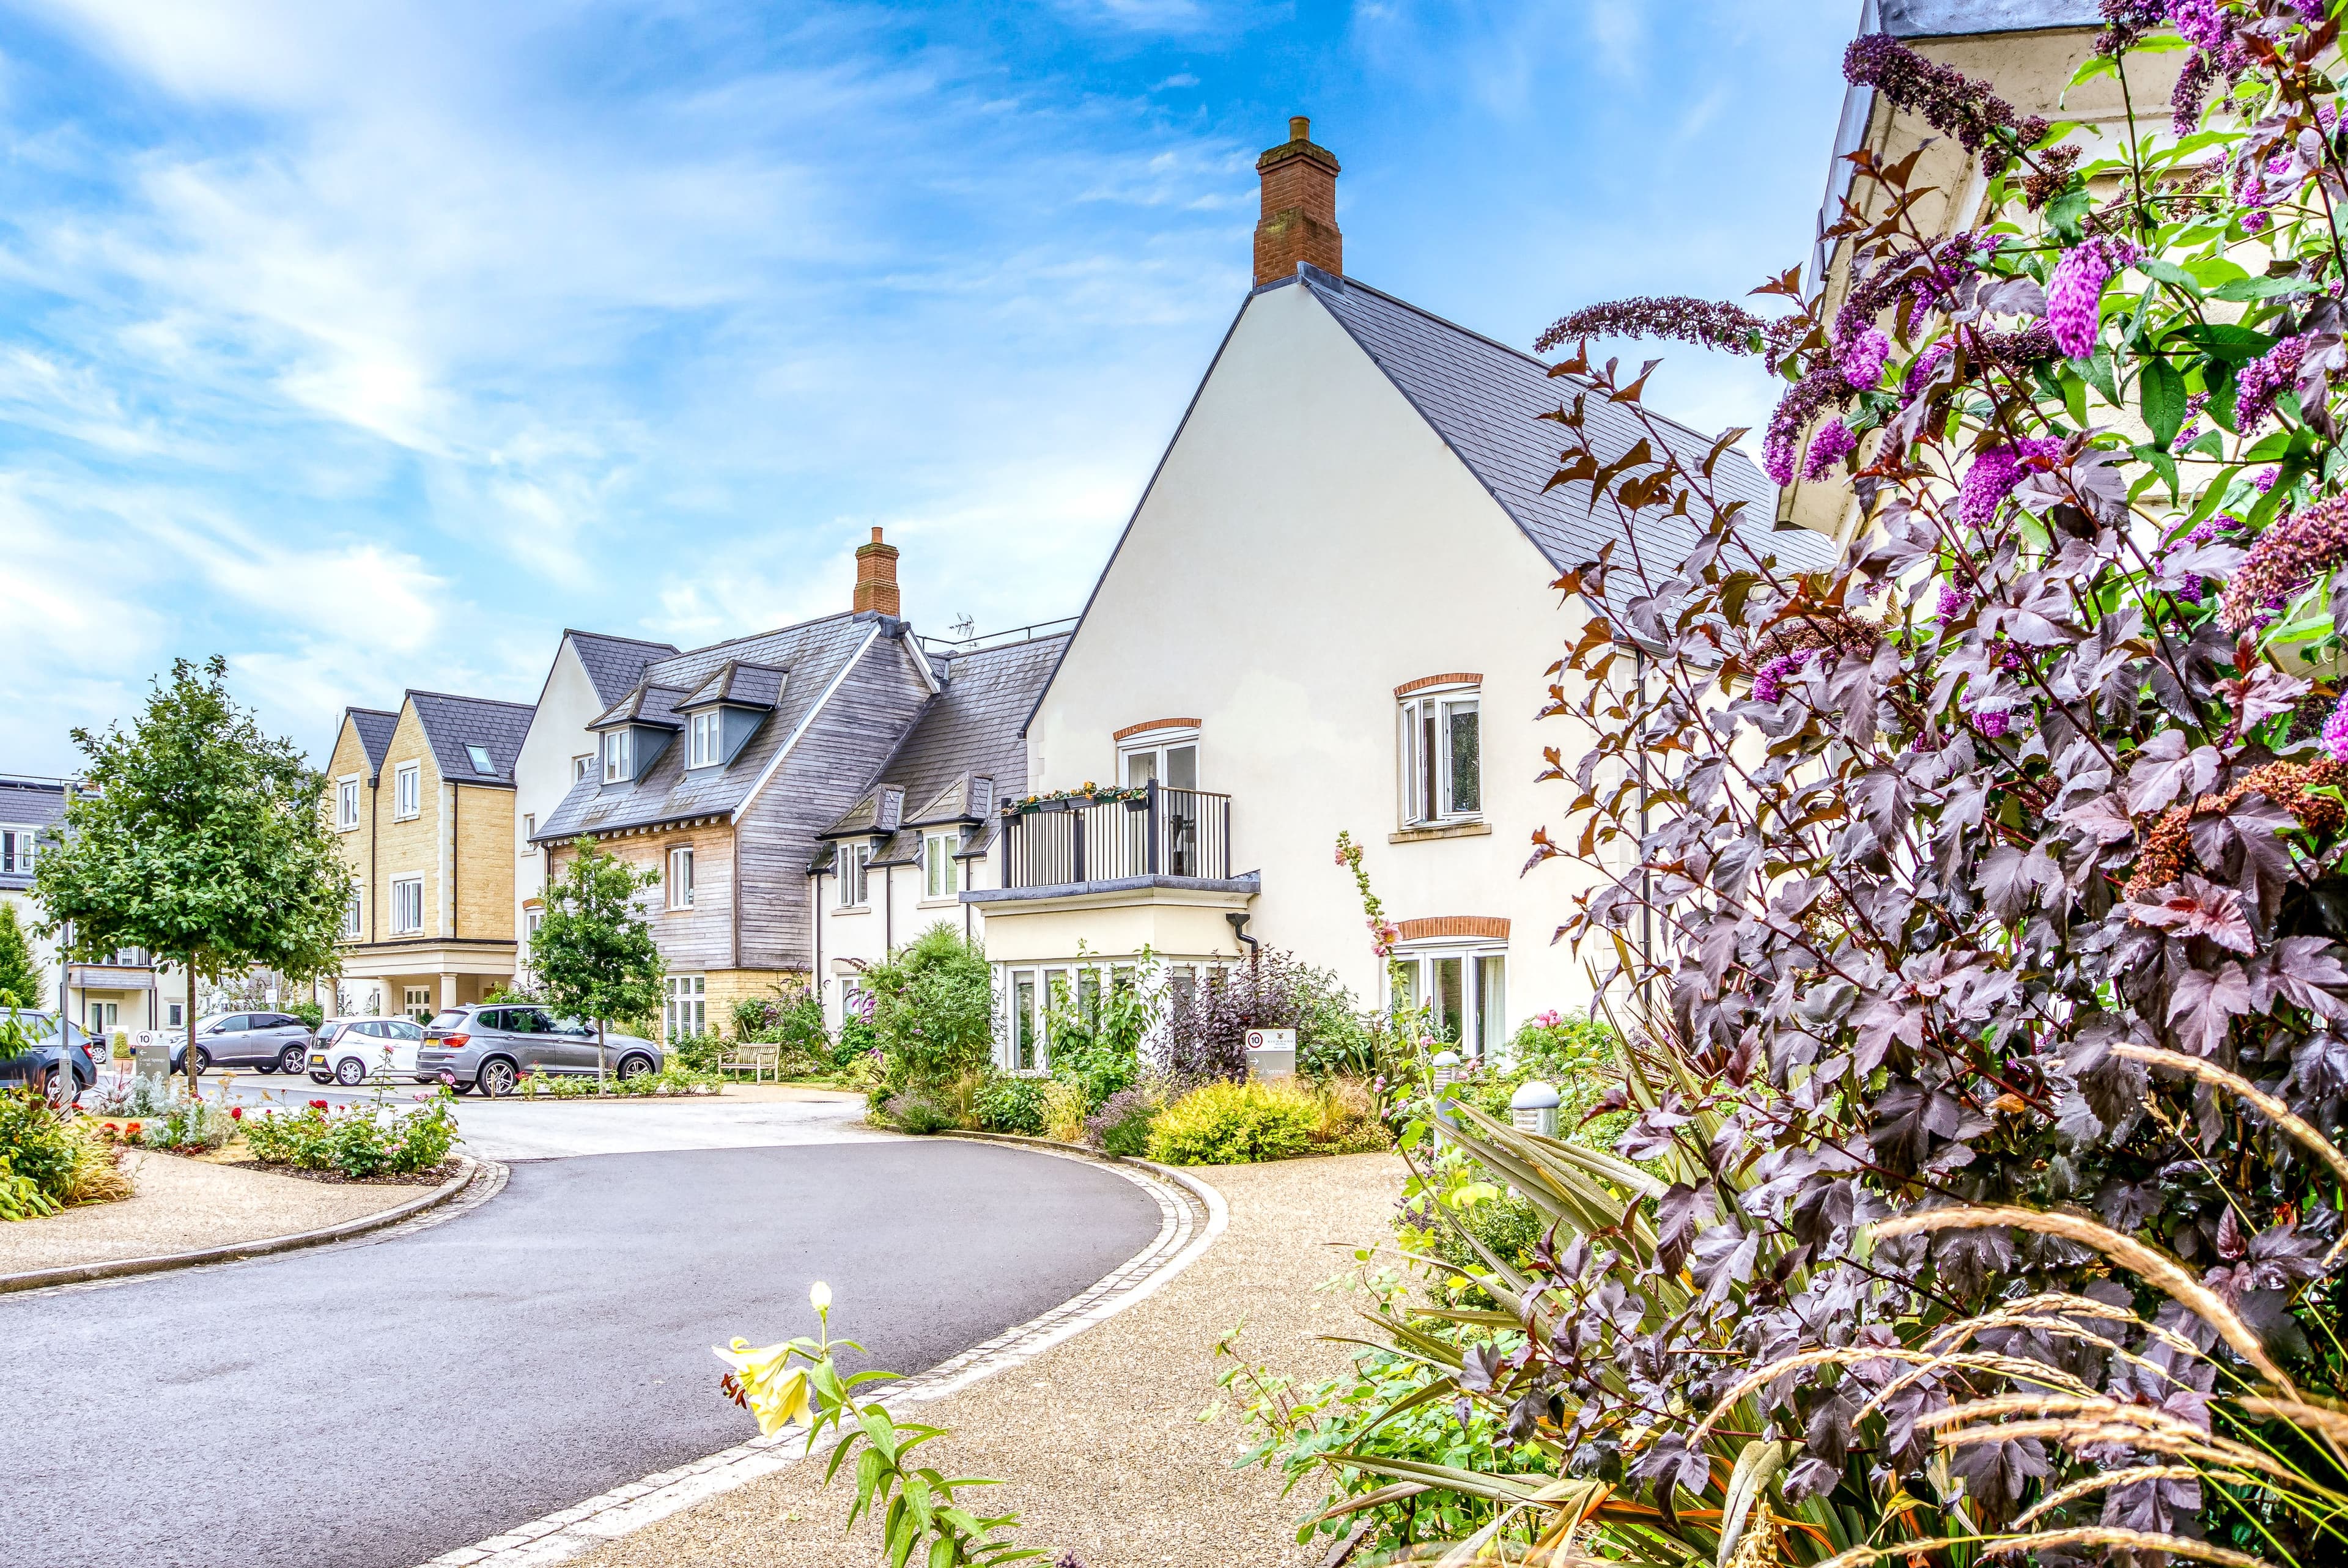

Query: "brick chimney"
(854, 527), (900, 616)
(1253, 115), (1341, 287)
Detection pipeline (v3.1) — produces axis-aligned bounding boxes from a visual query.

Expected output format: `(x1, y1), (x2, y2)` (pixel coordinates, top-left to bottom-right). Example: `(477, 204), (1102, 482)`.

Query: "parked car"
(0, 1010), (98, 1096)
(307, 1017), (429, 1086)
(170, 1011), (316, 1077)
(418, 1004), (661, 1097)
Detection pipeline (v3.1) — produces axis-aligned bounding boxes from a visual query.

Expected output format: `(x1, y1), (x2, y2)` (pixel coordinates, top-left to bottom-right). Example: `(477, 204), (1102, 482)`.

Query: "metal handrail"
(998, 781), (1231, 889)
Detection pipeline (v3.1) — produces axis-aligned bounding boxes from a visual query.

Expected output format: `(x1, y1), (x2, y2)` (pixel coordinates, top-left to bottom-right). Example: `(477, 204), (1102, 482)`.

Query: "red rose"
(229, 1106), (243, 1121)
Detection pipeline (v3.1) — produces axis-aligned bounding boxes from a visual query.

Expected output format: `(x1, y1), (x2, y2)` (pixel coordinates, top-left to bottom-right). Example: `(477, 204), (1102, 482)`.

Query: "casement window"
(573, 754), (593, 782)
(522, 813), (536, 850)
(394, 762), (421, 820)
(1400, 687), (1481, 825)
(87, 1000), (117, 1031)
(402, 985), (431, 1022)
(390, 876), (425, 935)
(665, 974), (706, 1040)
(166, 1001), (183, 1028)
(525, 909), (543, 938)
(667, 845), (695, 909)
(688, 711), (722, 769)
(0, 826), (37, 874)
(923, 831), (961, 899)
(341, 887), (364, 939)
(838, 841), (873, 907)
(336, 776), (361, 830)
(1392, 948), (1507, 1059)
(602, 729), (633, 784)
(466, 744), (494, 775)
(1118, 732), (1198, 793)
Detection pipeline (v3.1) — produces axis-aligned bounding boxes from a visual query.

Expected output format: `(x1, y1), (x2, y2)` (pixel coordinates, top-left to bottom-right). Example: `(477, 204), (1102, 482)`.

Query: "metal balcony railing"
(1000, 782), (1231, 889)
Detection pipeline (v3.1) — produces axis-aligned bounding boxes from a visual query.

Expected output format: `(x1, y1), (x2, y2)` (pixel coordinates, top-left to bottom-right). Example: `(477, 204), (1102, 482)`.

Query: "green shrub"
(327, 1106), (394, 1178)
(137, 1098), (235, 1153)
(1146, 1080), (1316, 1165)
(243, 1103), (332, 1169)
(0, 1154), (54, 1220)
(835, 1014), (878, 1066)
(887, 1094), (958, 1135)
(1084, 1086), (1160, 1157)
(670, 1031), (725, 1073)
(862, 924), (994, 1094)
(974, 1072), (1048, 1136)
(0, 1091), (79, 1202)
(244, 1096), (459, 1176)
(290, 1000), (325, 1032)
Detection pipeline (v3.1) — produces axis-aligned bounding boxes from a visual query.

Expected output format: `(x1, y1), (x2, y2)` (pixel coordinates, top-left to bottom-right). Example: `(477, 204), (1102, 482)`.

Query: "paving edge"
(420, 1133), (1230, 1568)
(0, 1152), (497, 1296)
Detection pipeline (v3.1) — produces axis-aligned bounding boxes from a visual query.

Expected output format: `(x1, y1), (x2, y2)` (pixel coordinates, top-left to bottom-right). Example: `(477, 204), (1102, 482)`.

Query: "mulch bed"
(214, 1159), (463, 1188)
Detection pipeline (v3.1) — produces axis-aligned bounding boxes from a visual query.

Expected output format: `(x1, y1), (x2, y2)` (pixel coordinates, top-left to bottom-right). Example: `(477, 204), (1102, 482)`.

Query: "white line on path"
(419, 1145), (1228, 1568)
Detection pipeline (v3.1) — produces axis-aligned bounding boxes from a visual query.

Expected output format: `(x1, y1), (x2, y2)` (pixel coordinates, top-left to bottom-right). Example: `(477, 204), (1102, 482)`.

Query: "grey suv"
(173, 1012), (315, 1076)
(417, 1004), (662, 1097)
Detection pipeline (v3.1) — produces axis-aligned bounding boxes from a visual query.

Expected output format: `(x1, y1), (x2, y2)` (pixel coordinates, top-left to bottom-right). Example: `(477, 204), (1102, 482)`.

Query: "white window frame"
(603, 729), (633, 784)
(522, 813), (536, 852)
(1400, 685), (1482, 826)
(0, 826), (36, 874)
(525, 908), (544, 938)
(667, 845), (695, 910)
(390, 876), (425, 936)
(688, 710), (722, 769)
(1115, 729), (1200, 793)
(665, 974), (706, 1040)
(342, 885), (364, 939)
(923, 831), (960, 900)
(336, 775), (361, 831)
(838, 841), (873, 908)
(573, 753), (593, 782)
(394, 761), (421, 820)
(1389, 943), (1508, 1060)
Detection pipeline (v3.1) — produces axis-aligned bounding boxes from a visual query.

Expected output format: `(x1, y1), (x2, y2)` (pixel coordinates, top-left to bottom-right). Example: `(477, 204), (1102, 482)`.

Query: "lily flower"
(712, 1338), (814, 1434)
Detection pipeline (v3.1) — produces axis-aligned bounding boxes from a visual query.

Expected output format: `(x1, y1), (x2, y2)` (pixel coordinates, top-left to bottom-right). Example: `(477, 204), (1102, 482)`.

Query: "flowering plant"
(1302, 10), (2348, 1567)
(1006, 784), (1148, 815)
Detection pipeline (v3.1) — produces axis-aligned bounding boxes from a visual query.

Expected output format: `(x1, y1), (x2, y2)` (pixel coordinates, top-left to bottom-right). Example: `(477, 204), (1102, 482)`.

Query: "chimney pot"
(853, 529), (901, 617)
(1253, 115), (1340, 288)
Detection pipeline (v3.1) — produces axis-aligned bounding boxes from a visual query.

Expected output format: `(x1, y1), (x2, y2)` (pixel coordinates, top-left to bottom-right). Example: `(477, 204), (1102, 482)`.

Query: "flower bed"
(240, 1096), (456, 1180)
(512, 1066), (724, 1099)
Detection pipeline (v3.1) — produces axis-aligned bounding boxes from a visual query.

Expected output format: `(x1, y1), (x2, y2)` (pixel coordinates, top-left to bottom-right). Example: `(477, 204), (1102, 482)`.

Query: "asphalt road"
(2, 1141), (1160, 1568)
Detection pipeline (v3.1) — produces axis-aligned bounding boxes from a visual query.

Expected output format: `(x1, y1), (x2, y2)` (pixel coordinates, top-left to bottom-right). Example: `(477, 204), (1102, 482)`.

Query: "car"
(0, 1011), (98, 1097)
(170, 1011), (317, 1077)
(306, 1017), (429, 1086)
(417, 1004), (662, 1097)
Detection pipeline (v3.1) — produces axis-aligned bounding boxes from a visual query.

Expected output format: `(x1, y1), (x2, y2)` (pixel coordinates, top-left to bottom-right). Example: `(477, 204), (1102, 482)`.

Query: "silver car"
(416, 1004), (662, 1097)
(172, 1011), (316, 1076)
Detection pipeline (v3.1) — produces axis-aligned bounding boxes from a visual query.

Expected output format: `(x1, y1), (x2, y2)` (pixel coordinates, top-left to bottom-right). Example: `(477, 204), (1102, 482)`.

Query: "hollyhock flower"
(2235, 337), (2305, 436)
(1840, 326), (1892, 389)
(2047, 236), (2139, 358)
(1957, 438), (2063, 529)
(1803, 419), (1858, 480)
(2324, 696), (2348, 764)
(2222, 497), (2348, 630)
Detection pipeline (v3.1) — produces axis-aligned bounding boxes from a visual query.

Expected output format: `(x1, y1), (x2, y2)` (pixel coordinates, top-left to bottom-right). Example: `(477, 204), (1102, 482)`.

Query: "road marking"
(419, 1145), (1228, 1568)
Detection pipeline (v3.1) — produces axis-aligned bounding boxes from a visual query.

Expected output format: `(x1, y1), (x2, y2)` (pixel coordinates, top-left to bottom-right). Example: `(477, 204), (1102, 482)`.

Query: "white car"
(308, 1017), (429, 1086)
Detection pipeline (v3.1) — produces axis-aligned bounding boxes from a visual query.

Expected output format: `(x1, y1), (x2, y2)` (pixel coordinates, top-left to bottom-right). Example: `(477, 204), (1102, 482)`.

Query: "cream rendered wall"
(1024, 281), (1617, 1027)
(817, 857), (973, 1028)
(512, 638), (610, 968)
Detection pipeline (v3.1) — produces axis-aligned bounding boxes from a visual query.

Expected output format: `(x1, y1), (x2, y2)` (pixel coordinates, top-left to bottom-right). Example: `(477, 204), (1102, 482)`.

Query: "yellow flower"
(810, 1281), (832, 1312)
(713, 1338), (815, 1435)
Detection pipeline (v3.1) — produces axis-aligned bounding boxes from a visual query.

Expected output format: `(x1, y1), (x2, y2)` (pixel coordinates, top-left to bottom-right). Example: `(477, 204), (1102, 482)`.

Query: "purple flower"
(1936, 581), (1974, 618)
(1840, 326), (1892, 389)
(2222, 497), (2348, 631)
(2235, 336), (2306, 436)
(1903, 341), (1953, 402)
(1803, 418), (1858, 480)
(1956, 437), (2062, 529)
(2168, 0), (2228, 52)
(1754, 650), (1809, 704)
(2325, 694), (2348, 764)
(2256, 467), (2280, 494)
(1974, 707), (2012, 740)
(2047, 237), (2139, 359)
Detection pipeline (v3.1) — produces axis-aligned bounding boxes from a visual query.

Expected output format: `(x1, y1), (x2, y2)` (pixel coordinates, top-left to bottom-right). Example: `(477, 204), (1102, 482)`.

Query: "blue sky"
(0, 0), (1855, 773)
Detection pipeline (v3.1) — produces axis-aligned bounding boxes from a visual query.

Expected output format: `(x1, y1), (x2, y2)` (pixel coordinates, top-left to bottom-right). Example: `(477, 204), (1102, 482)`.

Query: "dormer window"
(604, 728), (633, 783)
(689, 711), (722, 769)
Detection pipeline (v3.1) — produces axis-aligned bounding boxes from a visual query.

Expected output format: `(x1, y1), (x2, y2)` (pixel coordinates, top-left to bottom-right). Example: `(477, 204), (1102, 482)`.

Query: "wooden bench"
(715, 1042), (780, 1082)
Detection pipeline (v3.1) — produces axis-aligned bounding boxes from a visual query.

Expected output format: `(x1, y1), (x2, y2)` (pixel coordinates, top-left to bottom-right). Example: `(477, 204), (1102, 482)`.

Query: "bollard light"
(1510, 1079), (1561, 1138)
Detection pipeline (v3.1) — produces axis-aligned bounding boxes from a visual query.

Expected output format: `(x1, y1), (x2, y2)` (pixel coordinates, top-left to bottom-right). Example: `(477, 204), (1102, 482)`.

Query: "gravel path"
(0, 1150), (413, 1274)
(569, 1151), (1405, 1568)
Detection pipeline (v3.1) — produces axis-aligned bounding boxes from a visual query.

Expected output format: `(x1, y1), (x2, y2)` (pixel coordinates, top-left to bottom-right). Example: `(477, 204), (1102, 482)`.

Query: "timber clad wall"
(734, 633), (934, 970)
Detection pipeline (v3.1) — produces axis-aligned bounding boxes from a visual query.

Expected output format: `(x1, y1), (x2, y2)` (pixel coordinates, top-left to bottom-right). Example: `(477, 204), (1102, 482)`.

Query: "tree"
(0, 902), (43, 1009)
(34, 657), (349, 1098)
(530, 836), (664, 1078)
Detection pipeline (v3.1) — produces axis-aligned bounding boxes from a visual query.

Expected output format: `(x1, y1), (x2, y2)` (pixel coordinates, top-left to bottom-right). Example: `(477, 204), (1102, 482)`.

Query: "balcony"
(967, 783), (1255, 965)
(997, 782), (1232, 888)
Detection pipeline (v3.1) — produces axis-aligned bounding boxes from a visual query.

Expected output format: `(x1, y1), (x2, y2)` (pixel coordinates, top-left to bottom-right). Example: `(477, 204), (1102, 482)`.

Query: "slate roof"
(407, 691), (536, 787)
(535, 612), (896, 842)
(567, 630), (682, 709)
(0, 778), (67, 893)
(818, 633), (1063, 869)
(590, 684), (689, 732)
(1291, 268), (1835, 591)
(681, 660), (789, 712)
(347, 707), (400, 776)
